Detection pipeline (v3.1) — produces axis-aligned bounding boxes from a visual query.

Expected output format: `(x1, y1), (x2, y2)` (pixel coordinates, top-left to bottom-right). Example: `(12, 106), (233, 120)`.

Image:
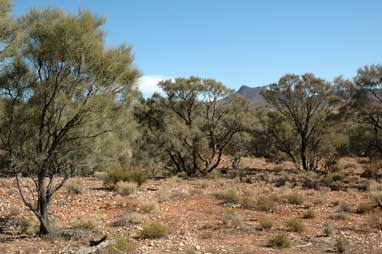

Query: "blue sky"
(13, 0), (382, 96)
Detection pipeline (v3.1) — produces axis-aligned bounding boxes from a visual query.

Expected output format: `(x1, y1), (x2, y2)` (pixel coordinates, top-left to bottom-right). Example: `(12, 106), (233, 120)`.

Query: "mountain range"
(235, 85), (268, 107)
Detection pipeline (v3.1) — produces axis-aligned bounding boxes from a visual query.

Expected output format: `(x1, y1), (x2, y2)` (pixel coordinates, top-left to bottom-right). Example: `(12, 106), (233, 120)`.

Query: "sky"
(13, 0), (382, 96)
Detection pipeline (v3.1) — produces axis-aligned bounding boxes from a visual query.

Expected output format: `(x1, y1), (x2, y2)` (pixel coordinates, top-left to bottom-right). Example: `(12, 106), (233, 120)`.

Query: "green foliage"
(0, 6), (139, 235)
(140, 222), (168, 239)
(266, 233), (291, 249)
(135, 77), (250, 176)
(260, 73), (341, 171)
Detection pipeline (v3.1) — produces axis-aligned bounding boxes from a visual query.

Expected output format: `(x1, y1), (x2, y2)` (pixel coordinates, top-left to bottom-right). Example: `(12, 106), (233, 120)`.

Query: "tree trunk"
(300, 137), (308, 171)
(39, 208), (51, 236)
(37, 176), (52, 235)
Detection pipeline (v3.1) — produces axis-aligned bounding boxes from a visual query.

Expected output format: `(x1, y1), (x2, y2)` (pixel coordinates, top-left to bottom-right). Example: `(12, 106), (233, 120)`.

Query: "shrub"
(141, 200), (160, 214)
(338, 202), (352, 213)
(71, 216), (97, 230)
(221, 208), (243, 228)
(286, 192), (304, 205)
(323, 223), (334, 236)
(213, 187), (240, 203)
(140, 222), (168, 239)
(266, 233), (291, 249)
(369, 191), (382, 207)
(256, 195), (277, 212)
(368, 213), (382, 230)
(93, 171), (108, 180)
(111, 213), (143, 227)
(115, 181), (138, 195)
(104, 168), (147, 188)
(361, 165), (381, 179)
(369, 182), (382, 191)
(257, 217), (273, 230)
(241, 196), (257, 209)
(155, 189), (171, 203)
(284, 218), (305, 232)
(65, 179), (82, 195)
(356, 202), (373, 214)
(334, 237), (347, 253)
(303, 209), (316, 219)
(329, 213), (346, 221)
(105, 234), (138, 254)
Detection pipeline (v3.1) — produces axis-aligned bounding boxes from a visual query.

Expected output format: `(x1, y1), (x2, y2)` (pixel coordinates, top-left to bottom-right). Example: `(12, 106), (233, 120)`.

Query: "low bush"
(221, 208), (243, 228)
(256, 195), (277, 212)
(369, 191), (382, 207)
(71, 216), (97, 230)
(65, 179), (82, 195)
(338, 202), (352, 213)
(115, 181), (138, 195)
(323, 223), (334, 236)
(104, 168), (147, 188)
(141, 200), (160, 214)
(105, 234), (138, 254)
(368, 213), (382, 230)
(329, 213), (347, 221)
(286, 192), (304, 205)
(257, 217), (273, 230)
(303, 209), (316, 219)
(212, 187), (240, 203)
(334, 237), (347, 254)
(140, 222), (168, 239)
(284, 218), (305, 232)
(111, 213), (143, 227)
(356, 202), (373, 214)
(266, 233), (291, 249)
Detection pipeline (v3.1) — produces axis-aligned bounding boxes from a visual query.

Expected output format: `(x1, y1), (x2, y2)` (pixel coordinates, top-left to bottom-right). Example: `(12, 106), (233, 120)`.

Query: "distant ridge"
(235, 85), (268, 107)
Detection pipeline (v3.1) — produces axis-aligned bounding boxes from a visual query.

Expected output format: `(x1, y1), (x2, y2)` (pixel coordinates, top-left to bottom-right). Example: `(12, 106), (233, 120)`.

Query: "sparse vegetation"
(257, 217), (273, 230)
(303, 209), (316, 219)
(65, 179), (83, 195)
(141, 200), (160, 214)
(323, 223), (335, 237)
(140, 222), (168, 239)
(221, 208), (243, 228)
(212, 187), (240, 203)
(266, 233), (291, 249)
(286, 192), (304, 205)
(255, 195), (277, 211)
(111, 213), (143, 227)
(334, 237), (347, 253)
(284, 218), (305, 232)
(115, 181), (138, 195)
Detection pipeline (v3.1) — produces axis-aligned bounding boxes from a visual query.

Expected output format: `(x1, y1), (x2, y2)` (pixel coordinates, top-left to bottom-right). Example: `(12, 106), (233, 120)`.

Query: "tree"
(135, 77), (249, 176)
(0, 8), (139, 235)
(261, 74), (338, 171)
(348, 65), (382, 158)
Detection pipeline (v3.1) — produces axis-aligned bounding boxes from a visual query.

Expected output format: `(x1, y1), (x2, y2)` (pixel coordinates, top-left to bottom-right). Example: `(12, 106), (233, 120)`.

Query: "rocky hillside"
(235, 85), (268, 107)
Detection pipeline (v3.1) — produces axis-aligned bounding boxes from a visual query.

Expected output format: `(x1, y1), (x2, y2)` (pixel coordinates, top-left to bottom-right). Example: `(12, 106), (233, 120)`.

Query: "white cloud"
(136, 75), (172, 97)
